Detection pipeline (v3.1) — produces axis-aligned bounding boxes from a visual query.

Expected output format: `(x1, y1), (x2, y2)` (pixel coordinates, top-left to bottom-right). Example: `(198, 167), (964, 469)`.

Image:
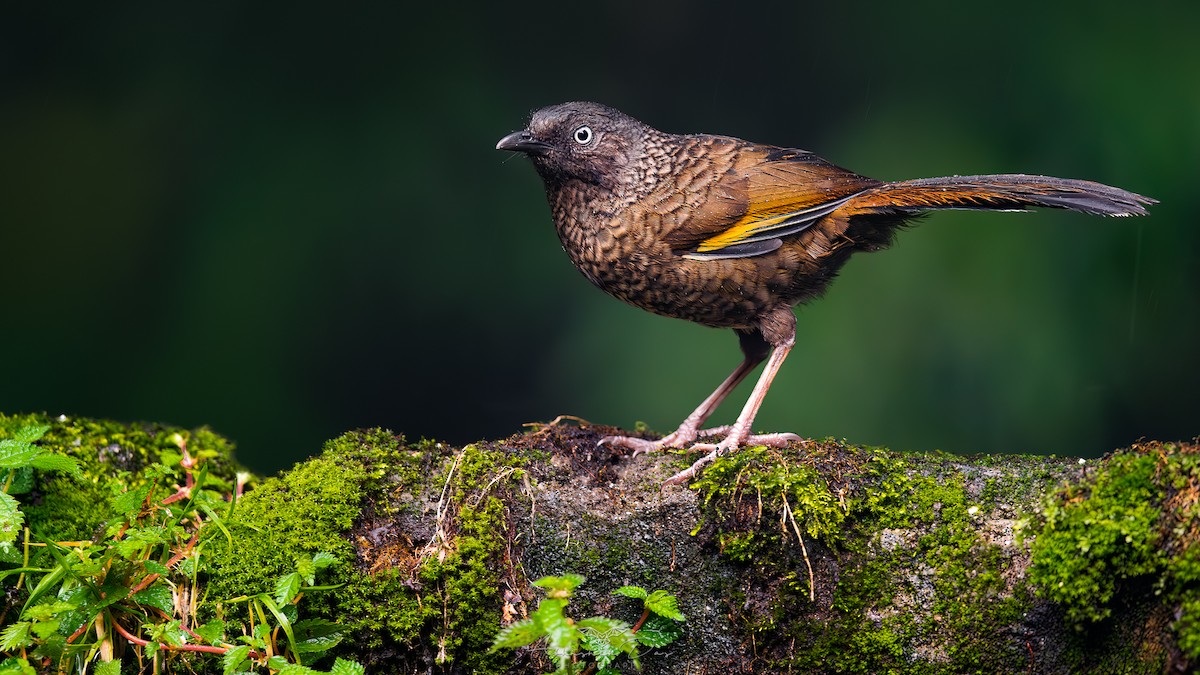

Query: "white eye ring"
(573, 126), (594, 145)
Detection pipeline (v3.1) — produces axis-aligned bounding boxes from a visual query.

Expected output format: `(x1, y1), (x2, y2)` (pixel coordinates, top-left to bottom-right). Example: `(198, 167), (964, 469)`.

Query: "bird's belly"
(570, 248), (786, 330)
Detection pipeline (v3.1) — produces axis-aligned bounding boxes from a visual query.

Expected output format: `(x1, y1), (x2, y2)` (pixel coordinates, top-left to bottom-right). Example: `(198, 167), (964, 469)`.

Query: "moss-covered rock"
(205, 429), (535, 673)
(3, 412), (1196, 673)
(1024, 440), (1200, 669)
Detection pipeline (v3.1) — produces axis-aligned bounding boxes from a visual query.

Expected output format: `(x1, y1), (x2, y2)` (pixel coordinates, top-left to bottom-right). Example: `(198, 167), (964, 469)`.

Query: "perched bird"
(497, 102), (1154, 485)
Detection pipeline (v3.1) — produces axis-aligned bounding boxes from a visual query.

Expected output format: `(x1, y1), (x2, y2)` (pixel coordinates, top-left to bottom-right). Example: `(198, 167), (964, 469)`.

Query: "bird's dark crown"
(517, 102), (656, 191)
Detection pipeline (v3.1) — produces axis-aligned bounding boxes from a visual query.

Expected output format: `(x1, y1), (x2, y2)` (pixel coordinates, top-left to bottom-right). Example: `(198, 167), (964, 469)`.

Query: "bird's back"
(550, 133), (892, 329)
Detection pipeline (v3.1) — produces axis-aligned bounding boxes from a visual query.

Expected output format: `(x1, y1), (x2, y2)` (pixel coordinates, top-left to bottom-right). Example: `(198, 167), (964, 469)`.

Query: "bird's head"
(496, 102), (651, 193)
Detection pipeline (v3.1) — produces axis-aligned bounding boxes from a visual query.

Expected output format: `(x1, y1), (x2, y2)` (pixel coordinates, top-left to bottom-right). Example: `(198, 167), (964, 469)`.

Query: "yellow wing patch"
(694, 194), (858, 253)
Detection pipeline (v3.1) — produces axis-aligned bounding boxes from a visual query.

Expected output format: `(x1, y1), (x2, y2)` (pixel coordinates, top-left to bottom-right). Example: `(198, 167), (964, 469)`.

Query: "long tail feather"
(846, 174), (1155, 218)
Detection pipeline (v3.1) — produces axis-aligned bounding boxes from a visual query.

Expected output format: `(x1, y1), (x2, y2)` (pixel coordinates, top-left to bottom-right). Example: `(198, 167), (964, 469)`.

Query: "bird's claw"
(661, 432), (803, 486)
(603, 426), (802, 485)
(599, 425), (733, 458)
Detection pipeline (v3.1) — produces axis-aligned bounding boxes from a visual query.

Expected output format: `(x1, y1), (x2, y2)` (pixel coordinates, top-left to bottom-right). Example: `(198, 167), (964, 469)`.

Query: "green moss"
(1025, 450), (1163, 624)
(409, 442), (528, 673)
(1025, 441), (1200, 661)
(205, 433), (528, 672)
(692, 444), (848, 546)
(204, 449), (365, 600)
(691, 442), (1048, 673)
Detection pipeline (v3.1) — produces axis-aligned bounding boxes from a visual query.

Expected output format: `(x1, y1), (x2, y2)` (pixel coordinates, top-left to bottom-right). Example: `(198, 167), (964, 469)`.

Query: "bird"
(496, 102), (1154, 485)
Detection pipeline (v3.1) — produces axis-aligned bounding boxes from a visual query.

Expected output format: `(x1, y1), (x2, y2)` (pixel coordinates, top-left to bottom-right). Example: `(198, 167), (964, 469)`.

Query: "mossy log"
(4, 413), (1198, 674)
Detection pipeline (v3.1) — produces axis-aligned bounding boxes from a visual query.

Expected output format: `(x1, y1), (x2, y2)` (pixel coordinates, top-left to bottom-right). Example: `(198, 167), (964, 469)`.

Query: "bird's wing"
(658, 143), (880, 261)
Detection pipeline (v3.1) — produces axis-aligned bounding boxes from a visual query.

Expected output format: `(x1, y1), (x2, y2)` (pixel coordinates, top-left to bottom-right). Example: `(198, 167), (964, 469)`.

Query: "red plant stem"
(129, 531), (199, 595)
(67, 621), (91, 643)
(110, 617), (225, 655)
(160, 488), (192, 505)
(631, 607), (651, 633)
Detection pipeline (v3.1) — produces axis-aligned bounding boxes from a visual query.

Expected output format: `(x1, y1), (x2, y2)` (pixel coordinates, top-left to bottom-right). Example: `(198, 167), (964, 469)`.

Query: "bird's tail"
(844, 174), (1155, 218)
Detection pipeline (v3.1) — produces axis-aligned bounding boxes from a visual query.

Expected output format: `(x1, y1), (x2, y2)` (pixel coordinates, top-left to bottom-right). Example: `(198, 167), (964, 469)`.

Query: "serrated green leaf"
(143, 560), (171, 576)
(311, 551), (336, 572)
(30, 620), (59, 639)
(582, 630), (620, 668)
(612, 585), (647, 599)
(114, 533), (164, 559)
(93, 659), (121, 675)
(0, 622), (33, 650)
(644, 590), (686, 621)
(133, 583), (174, 615)
(578, 617), (638, 669)
(292, 618), (344, 655)
(0, 443), (41, 469)
(27, 453), (82, 479)
(275, 572), (302, 606)
(266, 655), (290, 670)
(193, 619), (225, 645)
(0, 492), (23, 545)
(329, 658), (366, 675)
(490, 619), (542, 650)
(11, 426), (50, 445)
(222, 645), (251, 675)
(148, 620), (187, 647)
(112, 484), (153, 516)
(22, 601), (77, 622)
(634, 614), (683, 648)
(295, 554), (316, 585)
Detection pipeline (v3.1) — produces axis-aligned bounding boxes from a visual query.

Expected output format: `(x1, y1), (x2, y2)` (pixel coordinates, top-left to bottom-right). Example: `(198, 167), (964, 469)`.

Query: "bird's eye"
(573, 126), (594, 145)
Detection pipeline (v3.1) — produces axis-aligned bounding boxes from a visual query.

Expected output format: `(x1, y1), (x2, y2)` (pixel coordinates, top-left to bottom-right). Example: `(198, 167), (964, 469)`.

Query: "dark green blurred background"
(2, 2), (1196, 474)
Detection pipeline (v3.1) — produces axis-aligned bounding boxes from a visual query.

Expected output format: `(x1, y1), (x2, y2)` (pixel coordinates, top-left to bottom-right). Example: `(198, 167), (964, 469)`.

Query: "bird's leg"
(664, 312), (799, 485)
(599, 356), (761, 456)
(600, 329), (770, 456)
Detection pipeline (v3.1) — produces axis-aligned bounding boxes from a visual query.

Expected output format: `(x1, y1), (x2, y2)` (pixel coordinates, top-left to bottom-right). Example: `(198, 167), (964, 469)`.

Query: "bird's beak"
(496, 130), (551, 156)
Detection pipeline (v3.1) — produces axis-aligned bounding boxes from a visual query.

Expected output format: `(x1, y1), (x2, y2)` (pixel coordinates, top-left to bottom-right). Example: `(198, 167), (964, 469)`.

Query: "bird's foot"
(662, 431), (801, 486)
(598, 425), (733, 458)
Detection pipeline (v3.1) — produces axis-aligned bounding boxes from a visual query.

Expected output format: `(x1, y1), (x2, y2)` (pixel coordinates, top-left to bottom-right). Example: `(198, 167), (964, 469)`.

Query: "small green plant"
(0, 425), (82, 549)
(490, 574), (686, 674)
(0, 424), (364, 674)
